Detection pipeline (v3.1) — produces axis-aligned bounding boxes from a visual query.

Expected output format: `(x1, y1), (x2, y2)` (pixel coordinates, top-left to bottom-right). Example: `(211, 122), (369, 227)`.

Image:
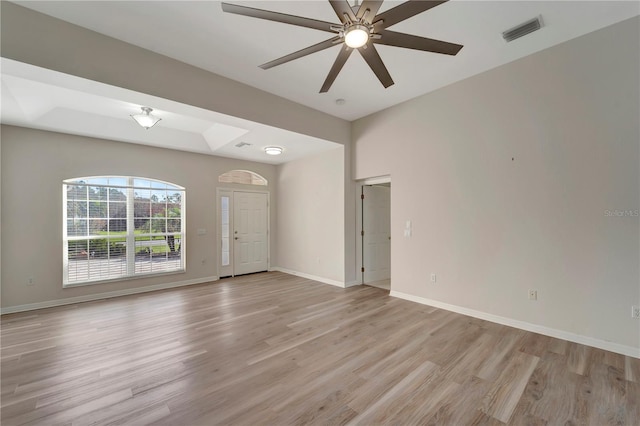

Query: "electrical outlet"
(528, 289), (537, 300)
(27, 277), (34, 286)
(632, 306), (640, 319)
(430, 273), (436, 283)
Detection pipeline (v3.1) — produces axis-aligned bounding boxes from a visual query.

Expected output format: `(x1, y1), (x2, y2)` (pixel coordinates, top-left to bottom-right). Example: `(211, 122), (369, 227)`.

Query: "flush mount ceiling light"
(264, 146), (283, 156)
(131, 107), (161, 129)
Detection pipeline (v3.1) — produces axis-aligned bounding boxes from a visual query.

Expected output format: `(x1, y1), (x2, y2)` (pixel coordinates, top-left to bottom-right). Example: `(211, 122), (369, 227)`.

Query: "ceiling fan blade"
(356, 0), (384, 23)
(320, 45), (354, 93)
(261, 37), (342, 70)
(358, 43), (394, 88)
(328, 0), (357, 24)
(221, 2), (336, 33)
(373, 0), (448, 30)
(375, 30), (462, 55)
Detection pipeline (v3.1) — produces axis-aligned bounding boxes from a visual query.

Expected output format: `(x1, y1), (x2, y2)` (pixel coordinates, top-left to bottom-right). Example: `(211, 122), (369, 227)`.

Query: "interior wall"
(275, 147), (345, 284)
(0, 2), (350, 146)
(352, 17), (640, 351)
(0, 125), (277, 309)
(343, 138), (358, 286)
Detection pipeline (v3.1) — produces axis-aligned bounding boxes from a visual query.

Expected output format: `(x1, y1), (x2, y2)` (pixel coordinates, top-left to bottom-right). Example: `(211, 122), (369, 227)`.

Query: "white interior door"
(233, 192), (268, 275)
(363, 185), (391, 283)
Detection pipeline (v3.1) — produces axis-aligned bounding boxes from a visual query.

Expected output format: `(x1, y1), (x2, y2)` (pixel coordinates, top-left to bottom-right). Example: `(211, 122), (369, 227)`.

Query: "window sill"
(62, 269), (186, 288)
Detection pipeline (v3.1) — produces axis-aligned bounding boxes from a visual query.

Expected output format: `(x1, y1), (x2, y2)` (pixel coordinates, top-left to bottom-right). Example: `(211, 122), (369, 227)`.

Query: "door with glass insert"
(218, 190), (268, 277)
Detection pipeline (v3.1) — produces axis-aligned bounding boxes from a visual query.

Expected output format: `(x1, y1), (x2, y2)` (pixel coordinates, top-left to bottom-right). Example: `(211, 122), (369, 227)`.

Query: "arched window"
(218, 170), (267, 186)
(63, 176), (185, 286)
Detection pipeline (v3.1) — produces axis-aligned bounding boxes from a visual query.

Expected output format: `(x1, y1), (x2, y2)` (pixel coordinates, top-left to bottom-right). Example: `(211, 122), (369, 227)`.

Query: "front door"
(218, 190), (269, 277)
(233, 191), (268, 276)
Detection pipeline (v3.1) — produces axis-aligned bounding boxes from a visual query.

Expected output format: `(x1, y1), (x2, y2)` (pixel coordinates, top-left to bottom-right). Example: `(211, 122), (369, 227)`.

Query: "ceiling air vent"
(502, 16), (543, 42)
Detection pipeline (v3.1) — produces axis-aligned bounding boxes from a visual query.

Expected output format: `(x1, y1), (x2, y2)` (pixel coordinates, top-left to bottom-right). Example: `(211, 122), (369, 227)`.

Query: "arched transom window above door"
(218, 170), (267, 186)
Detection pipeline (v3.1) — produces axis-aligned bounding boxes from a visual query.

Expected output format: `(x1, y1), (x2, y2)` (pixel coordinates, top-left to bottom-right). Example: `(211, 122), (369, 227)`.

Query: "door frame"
(356, 175), (391, 285)
(216, 188), (271, 278)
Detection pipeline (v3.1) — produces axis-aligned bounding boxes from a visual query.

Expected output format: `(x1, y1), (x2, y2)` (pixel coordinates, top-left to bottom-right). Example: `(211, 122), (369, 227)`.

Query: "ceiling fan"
(221, 0), (463, 93)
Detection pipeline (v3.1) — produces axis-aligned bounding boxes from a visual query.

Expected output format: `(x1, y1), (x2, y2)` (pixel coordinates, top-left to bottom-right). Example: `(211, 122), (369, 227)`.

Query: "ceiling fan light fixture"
(131, 107), (161, 129)
(344, 24), (369, 48)
(264, 146), (283, 156)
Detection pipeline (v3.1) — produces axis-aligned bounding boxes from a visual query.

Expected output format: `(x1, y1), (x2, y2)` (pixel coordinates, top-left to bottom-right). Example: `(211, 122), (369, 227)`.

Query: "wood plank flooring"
(1, 271), (638, 425)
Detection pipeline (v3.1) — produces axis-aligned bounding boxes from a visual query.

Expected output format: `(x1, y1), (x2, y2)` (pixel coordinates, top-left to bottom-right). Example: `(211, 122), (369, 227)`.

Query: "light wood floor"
(365, 279), (391, 291)
(1, 272), (638, 425)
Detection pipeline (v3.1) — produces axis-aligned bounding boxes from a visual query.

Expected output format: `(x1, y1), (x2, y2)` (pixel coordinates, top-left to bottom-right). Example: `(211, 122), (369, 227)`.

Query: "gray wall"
(352, 17), (640, 351)
(276, 147), (345, 283)
(0, 125), (277, 308)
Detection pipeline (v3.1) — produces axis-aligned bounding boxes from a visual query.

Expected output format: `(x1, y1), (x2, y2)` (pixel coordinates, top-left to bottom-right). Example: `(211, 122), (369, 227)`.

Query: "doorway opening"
(218, 189), (269, 278)
(359, 177), (391, 290)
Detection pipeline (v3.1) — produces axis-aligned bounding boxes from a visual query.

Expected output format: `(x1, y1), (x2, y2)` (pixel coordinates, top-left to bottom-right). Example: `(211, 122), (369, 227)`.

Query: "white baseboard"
(1, 276), (219, 315)
(390, 290), (640, 359)
(345, 280), (361, 288)
(270, 267), (347, 288)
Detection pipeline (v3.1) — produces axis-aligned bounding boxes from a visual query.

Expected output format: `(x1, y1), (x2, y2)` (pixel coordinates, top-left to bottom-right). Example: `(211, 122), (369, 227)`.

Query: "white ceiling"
(2, 1), (638, 164)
